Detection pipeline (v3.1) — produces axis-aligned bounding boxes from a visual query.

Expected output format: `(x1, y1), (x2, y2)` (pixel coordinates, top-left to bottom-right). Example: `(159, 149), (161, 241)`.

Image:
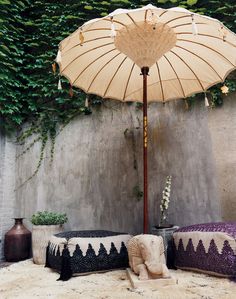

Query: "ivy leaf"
(187, 0), (198, 5)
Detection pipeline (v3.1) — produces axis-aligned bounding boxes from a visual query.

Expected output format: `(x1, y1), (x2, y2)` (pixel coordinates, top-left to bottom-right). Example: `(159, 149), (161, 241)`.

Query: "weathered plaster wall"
(15, 99), (222, 234)
(0, 134), (16, 260)
(208, 95), (236, 221)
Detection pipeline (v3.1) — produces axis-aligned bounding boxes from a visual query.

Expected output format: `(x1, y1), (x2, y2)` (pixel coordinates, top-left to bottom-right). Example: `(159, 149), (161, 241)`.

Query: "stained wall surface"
(0, 135), (16, 260)
(15, 97), (226, 235)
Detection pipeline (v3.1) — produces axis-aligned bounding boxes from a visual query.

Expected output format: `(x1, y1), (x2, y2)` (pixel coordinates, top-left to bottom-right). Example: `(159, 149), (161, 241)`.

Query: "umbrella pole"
(141, 66), (149, 234)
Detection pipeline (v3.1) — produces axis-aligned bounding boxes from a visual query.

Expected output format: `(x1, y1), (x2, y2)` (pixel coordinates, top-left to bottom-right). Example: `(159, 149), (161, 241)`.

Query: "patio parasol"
(55, 4), (236, 233)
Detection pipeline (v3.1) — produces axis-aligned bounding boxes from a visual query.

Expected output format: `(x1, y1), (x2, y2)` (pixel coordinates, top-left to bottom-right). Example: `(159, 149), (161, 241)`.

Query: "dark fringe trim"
(57, 245), (72, 281)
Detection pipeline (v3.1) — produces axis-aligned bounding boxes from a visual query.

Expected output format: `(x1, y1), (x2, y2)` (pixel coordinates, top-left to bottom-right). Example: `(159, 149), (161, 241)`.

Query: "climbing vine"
(0, 0), (235, 185)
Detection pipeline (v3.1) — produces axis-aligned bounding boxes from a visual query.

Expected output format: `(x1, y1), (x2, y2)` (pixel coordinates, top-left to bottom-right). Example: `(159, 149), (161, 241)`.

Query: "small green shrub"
(31, 211), (68, 225)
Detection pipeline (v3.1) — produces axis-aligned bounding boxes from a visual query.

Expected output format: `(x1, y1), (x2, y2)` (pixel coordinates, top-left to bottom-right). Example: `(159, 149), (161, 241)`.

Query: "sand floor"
(0, 260), (236, 299)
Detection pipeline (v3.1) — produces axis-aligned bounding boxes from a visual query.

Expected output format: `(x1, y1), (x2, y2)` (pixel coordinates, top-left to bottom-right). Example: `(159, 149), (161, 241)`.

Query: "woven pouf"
(173, 222), (236, 277)
(45, 230), (132, 281)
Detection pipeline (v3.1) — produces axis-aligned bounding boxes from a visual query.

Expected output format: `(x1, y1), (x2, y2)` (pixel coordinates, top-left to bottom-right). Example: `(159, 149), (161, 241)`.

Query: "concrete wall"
(15, 98), (223, 235)
(1, 94), (236, 260)
(208, 96), (236, 221)
(0, 134), (16, 260)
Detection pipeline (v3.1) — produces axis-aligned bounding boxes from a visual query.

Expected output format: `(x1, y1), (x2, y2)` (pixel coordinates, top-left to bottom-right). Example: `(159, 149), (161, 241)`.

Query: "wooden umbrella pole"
(141, 66), (149, 234)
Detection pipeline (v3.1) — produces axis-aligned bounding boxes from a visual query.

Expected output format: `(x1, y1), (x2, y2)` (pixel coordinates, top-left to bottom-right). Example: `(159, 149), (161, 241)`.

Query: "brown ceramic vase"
(4, 218), (31, 262)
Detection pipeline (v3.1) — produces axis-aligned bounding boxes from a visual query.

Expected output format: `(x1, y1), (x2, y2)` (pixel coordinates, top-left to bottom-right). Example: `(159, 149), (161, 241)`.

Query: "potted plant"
(31, 211), (68, 265)
(152, 176), (178, 268)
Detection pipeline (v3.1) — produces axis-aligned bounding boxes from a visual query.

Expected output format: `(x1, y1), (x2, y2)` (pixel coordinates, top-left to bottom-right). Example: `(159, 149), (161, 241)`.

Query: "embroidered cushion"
(173, 222), (236, 277)
(45, 230), (132, 280)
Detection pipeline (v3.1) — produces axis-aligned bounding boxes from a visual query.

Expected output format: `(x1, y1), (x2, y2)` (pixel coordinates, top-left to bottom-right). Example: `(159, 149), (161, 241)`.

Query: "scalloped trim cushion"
(45, 230), (132, 281)
(173, 222), (236, 277)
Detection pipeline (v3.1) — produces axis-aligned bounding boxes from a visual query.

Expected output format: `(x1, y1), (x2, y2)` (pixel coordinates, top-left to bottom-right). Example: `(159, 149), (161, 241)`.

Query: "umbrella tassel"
(110, 18), (116, 39)
(191, 15), (198, 35)
(69, 85), (73, 97)
(219, 25), (227, 42)
(185, 99), (189, 110)
(52, 62), (56, 75)
(85, 95), (89, 107)
(204, 93), (209, 107)
(58, 78), (62, 90)
(56, 49), (62, 63)
(79, 31), (84, 45)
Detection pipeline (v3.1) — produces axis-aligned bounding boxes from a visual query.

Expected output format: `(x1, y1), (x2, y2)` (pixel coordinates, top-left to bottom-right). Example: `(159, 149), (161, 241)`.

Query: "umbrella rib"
(87, 52), (122, 93)
(71, 48), (117, 85)
(159, 10), (168, 18)
(103, 56), (128, 98)
(62, 42), (114, 73)
(156, 62), (164, 102)
(177, 33), (236, 48)
(177, 38), (235, 66)
(127, 13), (139, 27)
(175, 45), (224, 81)
(171, 22), (206, 28)
(63, 36), (112, 55)
(170, 50), (205, 91)
(165, 15), (193, 26)
(123, 62), (135, 101)
(163, 54), (186, 98)
(144, 9), (148, 21)
(103, 18), (127, 28)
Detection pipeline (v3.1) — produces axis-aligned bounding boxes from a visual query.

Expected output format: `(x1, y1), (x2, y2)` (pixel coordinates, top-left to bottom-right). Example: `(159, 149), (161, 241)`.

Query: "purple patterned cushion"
(173, 222), (236, 277)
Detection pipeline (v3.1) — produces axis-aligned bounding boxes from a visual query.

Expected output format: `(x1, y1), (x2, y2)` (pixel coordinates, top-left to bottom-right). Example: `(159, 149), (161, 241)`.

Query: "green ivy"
(0, 0), (235, 185)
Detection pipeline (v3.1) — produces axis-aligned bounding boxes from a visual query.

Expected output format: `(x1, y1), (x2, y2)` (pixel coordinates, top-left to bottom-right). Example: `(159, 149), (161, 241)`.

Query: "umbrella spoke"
(71, 48), (118, 85)
(103, 56), (128, 97)
(103, 18), (127, 28)
(177, 33), (236, 48)
(62, 42), (114, 73)
(158, 10), (168, 18)
(175, 45), (223, 81)
(170, 50), (205, 91)
(177, 38), (235, 67)
(165, 15), (193, 26)
(87, 52), (122, 93)
(63, 36), (112, 55)
(172, 22), (206, 29)
(123, 62), (135, 101)
(163, 54), (186, 98)
(126, 13), (142, 29)
(156, 62), (164, 102)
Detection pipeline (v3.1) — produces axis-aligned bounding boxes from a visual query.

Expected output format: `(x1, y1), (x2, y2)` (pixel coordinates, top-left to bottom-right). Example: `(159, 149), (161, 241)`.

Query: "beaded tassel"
(191, 15), (198, 35)
(58, 78), (62, 90)
(204, 93), (209, 107)
(110, 17), (116, 39)
(85, 95), (89, 107)
(56, 49), (62, 63)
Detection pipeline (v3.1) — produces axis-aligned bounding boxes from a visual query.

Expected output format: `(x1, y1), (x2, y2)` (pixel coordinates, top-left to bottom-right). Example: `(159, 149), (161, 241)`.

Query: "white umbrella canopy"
(57, 4), (236, 103)
(56, 4), (236, 233)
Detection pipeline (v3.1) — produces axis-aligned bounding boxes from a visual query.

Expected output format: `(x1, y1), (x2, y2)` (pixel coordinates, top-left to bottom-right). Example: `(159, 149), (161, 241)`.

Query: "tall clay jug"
(4, 218), (31, 262)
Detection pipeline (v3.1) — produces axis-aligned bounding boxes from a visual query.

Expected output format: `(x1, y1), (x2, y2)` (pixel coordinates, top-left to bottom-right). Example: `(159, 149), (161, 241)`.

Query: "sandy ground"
(0, 260), (236, 299)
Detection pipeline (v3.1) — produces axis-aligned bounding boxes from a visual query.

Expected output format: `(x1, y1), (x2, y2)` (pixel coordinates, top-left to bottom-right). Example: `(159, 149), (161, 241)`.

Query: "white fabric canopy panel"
(57, 4), (236, 103)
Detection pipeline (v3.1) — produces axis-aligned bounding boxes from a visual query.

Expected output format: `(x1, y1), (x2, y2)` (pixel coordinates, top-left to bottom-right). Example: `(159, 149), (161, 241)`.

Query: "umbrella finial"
(191, 15), (198, 35)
